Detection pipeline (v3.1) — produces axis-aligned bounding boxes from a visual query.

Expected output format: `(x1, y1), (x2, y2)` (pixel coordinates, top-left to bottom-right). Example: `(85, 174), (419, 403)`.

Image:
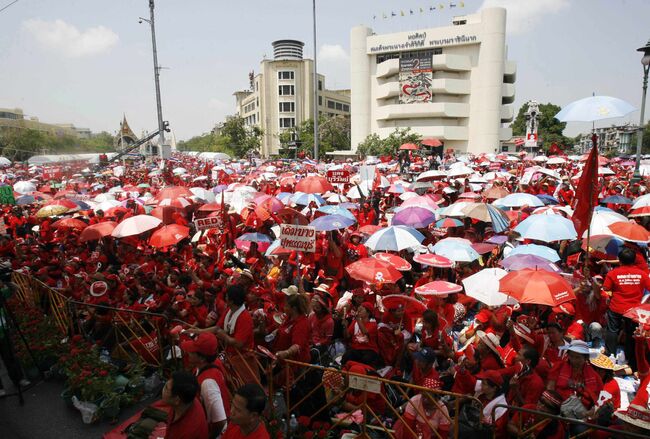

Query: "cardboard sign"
(280, 224), (316, 252)
(0, 185), (15, 205)
(194, 216), (224, 231)
(349, 375), (381, 394)
(326, 170), (350, 184)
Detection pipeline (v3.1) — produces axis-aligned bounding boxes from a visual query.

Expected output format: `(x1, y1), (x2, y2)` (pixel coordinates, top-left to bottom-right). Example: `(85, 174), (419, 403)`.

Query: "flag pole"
(583, 133), (598, 277)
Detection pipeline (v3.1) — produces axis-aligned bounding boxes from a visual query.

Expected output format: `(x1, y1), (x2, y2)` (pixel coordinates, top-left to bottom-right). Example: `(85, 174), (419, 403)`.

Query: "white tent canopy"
(27, 153), (118, 166)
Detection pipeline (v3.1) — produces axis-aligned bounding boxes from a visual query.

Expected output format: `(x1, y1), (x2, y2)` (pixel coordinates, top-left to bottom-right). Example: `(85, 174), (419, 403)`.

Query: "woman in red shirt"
(273, 293), (311, 363)
(343, 302), (382, 368)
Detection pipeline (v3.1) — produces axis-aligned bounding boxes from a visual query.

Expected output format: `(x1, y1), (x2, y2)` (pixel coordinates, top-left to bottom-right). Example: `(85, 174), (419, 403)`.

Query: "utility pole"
(141, 0), (165, 159)
(312, 0), (319, 161)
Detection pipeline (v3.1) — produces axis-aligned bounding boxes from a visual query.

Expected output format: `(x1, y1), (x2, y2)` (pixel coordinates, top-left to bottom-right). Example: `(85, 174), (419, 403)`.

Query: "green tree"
(277, 115), (351, 158)
(0, 129), (47, 161)
(218, 116), (263, 158)
(630, 122), (650, 154)
(511, 102), (572, 151)
(177, 132), (218, 152)
(356, 128), (420, 157)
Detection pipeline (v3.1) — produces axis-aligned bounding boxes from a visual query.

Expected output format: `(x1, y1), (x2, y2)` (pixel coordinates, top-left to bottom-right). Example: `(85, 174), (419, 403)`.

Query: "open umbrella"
(291, 192), (326, 206)
(149, 224), (190, 248)
(51, 218), (88, 230)
(623, 304), (650, 325)
(155, 186), (194, 199)
(345, 258), (402, 284)
(462, 268), (516, 307)
(461, 203), (510, 233)
(496, 193), (544, 208)
(421, 138), (442, 147)
(555, 95), (636, 122)
(364, 226), (424, 251)
(79, 221), (118, 242)
(13, 181), (36, 194)
(500, 269), (575, 306)
(483, 186), (510, 200)
(583, 208), (628, 237)
(601, 195), (633, 205)
(508, 244), (561, 262)
(295, 176), (334, 194)
(435, 217), (463, 228)
(415, 281), (463, 296)
(431, 239), (479, 262)
(310, 214), (356, 231)
(372, 253), (412, 271)
(317, 205), (356, 220)
(392, 207), (436, 228)
(36, 205), (69, 218)
(382, 295), (426, 317)
(514, 214), (577, 242)
(413, 253), (454, 268)
(581, 235), (625, 258)
(500, 254), (561, 272)
(608, 221), (650, 243)
(111, 215), (162, 238)
(399, 143), (419, 150)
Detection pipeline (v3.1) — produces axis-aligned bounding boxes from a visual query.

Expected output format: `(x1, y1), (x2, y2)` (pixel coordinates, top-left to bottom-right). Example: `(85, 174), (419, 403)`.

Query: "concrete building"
(234, 40), (351, 157)
(349, 7), (516, 155)
(0, 108), (90, 138)
(575, 123), (638, 154)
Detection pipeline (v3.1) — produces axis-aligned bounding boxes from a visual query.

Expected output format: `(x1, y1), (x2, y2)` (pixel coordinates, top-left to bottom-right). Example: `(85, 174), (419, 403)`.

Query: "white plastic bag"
(72, 395), (98, 424)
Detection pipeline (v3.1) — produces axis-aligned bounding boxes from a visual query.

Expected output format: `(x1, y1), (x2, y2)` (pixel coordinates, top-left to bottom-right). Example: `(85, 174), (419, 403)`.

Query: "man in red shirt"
(601, 247), (650, 369)
(163, 370), (209, 439)
(221, 384), (270, 439)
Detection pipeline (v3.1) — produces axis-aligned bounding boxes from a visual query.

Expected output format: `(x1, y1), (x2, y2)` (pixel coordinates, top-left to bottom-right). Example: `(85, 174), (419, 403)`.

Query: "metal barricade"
(492, 404), (649, 439)
(281, 359), (484, 439)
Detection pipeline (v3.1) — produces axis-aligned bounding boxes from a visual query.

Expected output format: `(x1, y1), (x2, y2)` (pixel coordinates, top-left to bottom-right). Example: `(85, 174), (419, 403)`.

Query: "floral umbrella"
(413, 253), (454, 268)
(36, 205), (69, 218)
(345, 258), (402, 284)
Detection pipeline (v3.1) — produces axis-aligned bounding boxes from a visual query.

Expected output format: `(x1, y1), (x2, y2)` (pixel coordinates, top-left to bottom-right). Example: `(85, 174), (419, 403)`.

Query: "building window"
(501, 145), (509, 152)
(278, 71), (295, 80)
(342, 104), (349, 112)
(335, 102), (343, 111)
(279, 102), (295, 112)
(327, 100), (335, 109)
(255, 82), (258, 91)
(279, 117), (295, 128)
(376, 48), (442, 64)
(318, 80), (323, 91)
(279, 85), (295, 96)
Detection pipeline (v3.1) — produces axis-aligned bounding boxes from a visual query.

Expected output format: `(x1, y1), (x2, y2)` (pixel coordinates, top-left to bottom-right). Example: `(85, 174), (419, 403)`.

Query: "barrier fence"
(9, 271), (648, 438)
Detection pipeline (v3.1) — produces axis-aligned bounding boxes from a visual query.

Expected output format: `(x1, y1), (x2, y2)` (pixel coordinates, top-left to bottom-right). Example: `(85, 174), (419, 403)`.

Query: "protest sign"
(194, 216), (223, 231)
(280, 224), (316, 252)
(326, 170), (350, 184)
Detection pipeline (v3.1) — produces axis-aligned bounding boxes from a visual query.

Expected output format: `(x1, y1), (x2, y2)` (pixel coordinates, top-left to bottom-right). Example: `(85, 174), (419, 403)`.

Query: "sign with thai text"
(280, 224), (316, 252)
(194, 216), (224, 231)
(369, 31), (478, 54)
(326, 170), (350, 184)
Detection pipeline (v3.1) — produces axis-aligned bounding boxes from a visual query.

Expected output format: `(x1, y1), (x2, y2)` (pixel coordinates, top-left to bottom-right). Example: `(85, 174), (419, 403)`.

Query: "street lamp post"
(633, 39), (650, 181)
(312, 0), (319, 161)
(140, 0), (165, 159)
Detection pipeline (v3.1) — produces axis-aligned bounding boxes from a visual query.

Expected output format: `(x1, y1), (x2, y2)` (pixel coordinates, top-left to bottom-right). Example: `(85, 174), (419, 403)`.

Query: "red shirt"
(274, 314), (311, 363)
(348, 320), (379, 353)
(308, 312), (334, 346)
(602, 266), (650, 314)
(218, 308), (254, 352)
(222, 422), (270, 439)
(165, 398), (209, 439)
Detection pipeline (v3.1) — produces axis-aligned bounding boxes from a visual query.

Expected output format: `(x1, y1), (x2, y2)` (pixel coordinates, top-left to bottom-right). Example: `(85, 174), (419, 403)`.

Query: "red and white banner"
(280, 224), (316, 252)
(194, 216), (224, 231)
(326, 170), (350, 184)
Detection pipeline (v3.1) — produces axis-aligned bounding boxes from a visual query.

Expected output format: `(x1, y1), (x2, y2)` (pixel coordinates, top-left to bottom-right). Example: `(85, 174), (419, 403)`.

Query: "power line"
(0, 0), (19, 14)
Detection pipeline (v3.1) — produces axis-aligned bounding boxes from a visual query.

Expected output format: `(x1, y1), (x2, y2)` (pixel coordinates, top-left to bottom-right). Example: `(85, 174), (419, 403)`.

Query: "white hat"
(559, 339), (590, 355)
(281, 285), (299, 296)
(90, 281), (108, 297)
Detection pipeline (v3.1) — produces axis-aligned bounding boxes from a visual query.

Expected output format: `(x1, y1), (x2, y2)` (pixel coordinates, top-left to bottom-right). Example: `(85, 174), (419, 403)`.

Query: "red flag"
(572, 135), (599, 237)
(372, 168), (382, 190)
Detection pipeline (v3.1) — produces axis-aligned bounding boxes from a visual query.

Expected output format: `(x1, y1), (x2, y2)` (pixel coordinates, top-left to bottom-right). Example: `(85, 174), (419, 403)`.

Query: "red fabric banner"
(572, 135), (599, 237)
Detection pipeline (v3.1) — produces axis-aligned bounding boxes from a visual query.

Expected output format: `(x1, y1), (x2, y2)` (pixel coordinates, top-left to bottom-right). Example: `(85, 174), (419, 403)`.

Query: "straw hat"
(281, 285), (299, 296)
(476, 330), (501, 358)
(313, 283), (330, 294)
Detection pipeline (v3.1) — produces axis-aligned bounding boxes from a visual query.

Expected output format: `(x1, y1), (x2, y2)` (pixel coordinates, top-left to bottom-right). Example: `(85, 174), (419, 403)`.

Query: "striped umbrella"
(364, 226), (425, 251)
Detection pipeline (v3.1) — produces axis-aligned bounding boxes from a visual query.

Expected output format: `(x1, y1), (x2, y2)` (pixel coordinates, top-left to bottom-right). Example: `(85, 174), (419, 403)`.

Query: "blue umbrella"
(431, 239), (480, 262)
(555, 95), (635, 122)
(317, 205), (356, 220)
(72, 199), (92, 210)
(495, 193), (544, 208)
(508, 244), (560, 262)
(310, 214), (356, 231)
(536, 194), (559, 205)
(339, 202), (359, 210)
(601, 195), (633, 205)
(514, 214), (577, 242)
(16, 195), (35, 205)
(237, 232), (273, 243)
(291, 192), (325, 206)
(365, 226), (425, 251)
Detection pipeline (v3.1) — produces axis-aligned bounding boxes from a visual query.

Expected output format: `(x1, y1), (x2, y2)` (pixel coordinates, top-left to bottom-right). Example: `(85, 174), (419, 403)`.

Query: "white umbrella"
(495, 193), (544, 208)
(546, 157), (567, 165)
(326, 194), (348, 204)
(190, 187), (216, 203)
(94, 193), (116, 203)
(94, 200), (121, 212)
(582, 208), (628, 238)
(172, 167), (187, 175)
(416, 170), (447, 181)
(533, 156), (548, 162)
(462, 268), (517, 307)
(555, 95), (635, 122)
(441, 201), (472, 217)
(364, 226), (425, 251)
(13, 181), (36, 194)
(514, 214), (577, 242)
(111, 215), (162, 238)
(0, 157), (11, 167)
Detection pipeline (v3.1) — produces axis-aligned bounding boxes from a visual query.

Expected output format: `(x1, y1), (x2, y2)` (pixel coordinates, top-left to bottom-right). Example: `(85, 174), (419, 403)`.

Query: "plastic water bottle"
(289, 414), (298, 432)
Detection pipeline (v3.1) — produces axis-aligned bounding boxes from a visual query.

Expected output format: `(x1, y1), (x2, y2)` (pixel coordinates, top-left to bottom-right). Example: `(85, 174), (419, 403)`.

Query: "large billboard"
(399, 57), (433, 104)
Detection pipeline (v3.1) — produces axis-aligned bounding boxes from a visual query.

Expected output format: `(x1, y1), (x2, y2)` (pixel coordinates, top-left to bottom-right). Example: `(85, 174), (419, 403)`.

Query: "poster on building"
(399, 57), (433, 104)
(280, 224), (316, 252)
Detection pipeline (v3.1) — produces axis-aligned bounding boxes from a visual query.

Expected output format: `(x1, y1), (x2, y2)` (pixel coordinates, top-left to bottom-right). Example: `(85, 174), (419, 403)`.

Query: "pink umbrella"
(415, 281), (463, 296)
(413, 253), (454, 268)
(111, 215), (162, 238)
(372, 253), (412, 271)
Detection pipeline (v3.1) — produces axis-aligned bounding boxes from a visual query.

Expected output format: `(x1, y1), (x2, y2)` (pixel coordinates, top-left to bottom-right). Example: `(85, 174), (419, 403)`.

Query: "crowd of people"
(2, 148), (650, 438)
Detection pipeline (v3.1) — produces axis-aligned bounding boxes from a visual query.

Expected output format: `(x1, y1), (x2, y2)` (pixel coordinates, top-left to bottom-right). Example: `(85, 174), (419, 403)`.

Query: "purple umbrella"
(485, 235), (508, 245)
(392, 207), (436, 229)
(500, 254), (562, 273)
(310, 214), (356, 231)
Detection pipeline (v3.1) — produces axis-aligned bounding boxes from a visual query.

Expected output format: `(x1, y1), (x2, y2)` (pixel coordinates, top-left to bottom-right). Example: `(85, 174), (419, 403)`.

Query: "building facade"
(234, 40), (351, 157)
(574, 123), (638, 154)
(0, 108), (90, 138)
(349, 7), (516, 155)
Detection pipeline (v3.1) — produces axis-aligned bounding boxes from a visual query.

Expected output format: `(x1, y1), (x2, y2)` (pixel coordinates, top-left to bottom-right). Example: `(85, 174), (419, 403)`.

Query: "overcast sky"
(0, 0), (648, 141)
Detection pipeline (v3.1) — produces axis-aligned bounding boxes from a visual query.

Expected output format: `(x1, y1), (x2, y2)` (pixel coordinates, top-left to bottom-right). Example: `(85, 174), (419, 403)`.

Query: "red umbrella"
(608, 221), (650, 243)
(372, 253), (412, 271)
(276, 207), (309, 225)
(359, 225), (383, 235)
(471, 243), (497, 254)
(149, 224), (190, 248)
(46, 198), (78, 209)
(623, 304), (650, 325)
(382, 294), (426, 318)
(79, 221), (117, 242)
(53, 189), (78, 199)
(198, 203), (223, 212)
(499, 269), (575, 306)
(51, 218), (88, 230)
(415, 281), (463, 296)
(255, 197), (284, 221)
(399, 143), (419, 150)
(413, 254), (454, 268)
(421, 138), (443, 147)
(104, 206), (129, 218)
(345, 258), (402, 284)
(155, 186), (194, 200)
(150, 205), (183, 224)
(295, 176), (334, 194)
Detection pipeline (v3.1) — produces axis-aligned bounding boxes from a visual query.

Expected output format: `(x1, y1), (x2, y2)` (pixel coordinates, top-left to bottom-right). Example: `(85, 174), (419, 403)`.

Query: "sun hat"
(512, 320), (535, 345)
(589, 353), (615, 370)
(559, 339), (590, 355)
(476, 330), (502, 358)
(281, 285), (299, 296)
(180, 332), (218, 357)
(89, 281), (108, 297)
(476, 370), (504, 387)
(313, 283), (330, 294)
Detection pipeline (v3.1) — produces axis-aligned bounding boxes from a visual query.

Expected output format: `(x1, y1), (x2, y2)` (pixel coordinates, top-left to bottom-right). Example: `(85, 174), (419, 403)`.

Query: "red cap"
(477, 370), (504, 387)
(180, 332), (218, 356)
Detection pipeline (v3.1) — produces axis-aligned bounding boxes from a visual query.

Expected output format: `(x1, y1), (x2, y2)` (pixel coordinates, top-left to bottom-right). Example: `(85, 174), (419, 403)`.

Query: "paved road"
(0, 380), (156, 439)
